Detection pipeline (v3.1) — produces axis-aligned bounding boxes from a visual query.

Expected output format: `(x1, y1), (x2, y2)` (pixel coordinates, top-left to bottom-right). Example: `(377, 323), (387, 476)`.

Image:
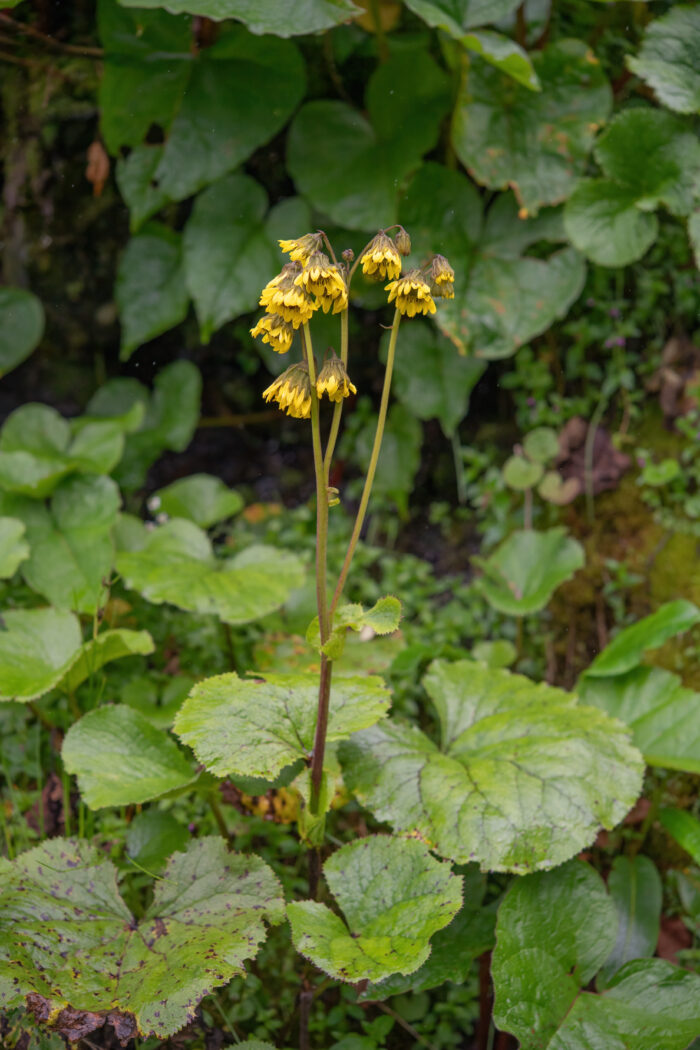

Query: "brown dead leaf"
(647, 335), (700, 421)
(26, 993), (137, 1046)
(555, 416), (630, 499)
(86, 140), (110, 198)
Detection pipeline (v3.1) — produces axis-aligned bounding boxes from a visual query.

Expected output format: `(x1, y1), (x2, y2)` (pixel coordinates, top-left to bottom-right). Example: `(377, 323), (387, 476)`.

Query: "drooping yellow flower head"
(278, 232), (323, 264)
(316, 353), (357, 403)
(385, 270), (437, 317)
(259, 262), (317, 328)
(429, 254), (455, 299)
(250, 313), (295, 353)
(263, 362), (312, 419)
(295, 252), (348, 314)
(360, 232), (402, 281)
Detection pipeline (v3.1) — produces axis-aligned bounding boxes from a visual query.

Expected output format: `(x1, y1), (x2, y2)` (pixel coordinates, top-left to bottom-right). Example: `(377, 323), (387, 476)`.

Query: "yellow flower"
(295, 252), (348, 314)
(250, 314), (295, 353)
(385, 270), (437, 317)
(259, 263), (317, 327)
(430, 254), (455, 298)
(360, 232), (402, 281)
(263, 362), (312, 419)
(278, 233), (322, 264)
(316, 354), (357, 403)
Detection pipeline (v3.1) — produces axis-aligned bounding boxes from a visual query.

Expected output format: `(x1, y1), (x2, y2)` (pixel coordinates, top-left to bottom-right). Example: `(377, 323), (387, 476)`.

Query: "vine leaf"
(115, 518), (304, 624)
(62, 704), (195, 808)
(0, 837), (284, 1040)
(340, 660), (644, 873)
(287, 47), (450, 230)
(400, 164), (586, 359)
(492, 859), (700, 1050)
(151, 473), (244, 529)
(287, 835), (462, 983)
(473, 527), (585, 615)
(174, 671), (391, 779)
(627, 5), (700, 115)
(116, 0), (362, 37)
(0, 288), (44, 378)
(452, 40), (612, 214)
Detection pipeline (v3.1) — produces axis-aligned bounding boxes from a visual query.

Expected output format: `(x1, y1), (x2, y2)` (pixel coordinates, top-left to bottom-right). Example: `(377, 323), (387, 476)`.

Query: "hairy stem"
(330, 308), (401, 617)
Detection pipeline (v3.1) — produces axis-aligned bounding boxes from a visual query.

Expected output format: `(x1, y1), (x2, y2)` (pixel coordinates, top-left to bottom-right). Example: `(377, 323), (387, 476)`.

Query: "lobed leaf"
(0, 837), (284, 1039)
(287, 835), (462, 983)
(340, 660), (643, 872)
(174, 670), (391, 779)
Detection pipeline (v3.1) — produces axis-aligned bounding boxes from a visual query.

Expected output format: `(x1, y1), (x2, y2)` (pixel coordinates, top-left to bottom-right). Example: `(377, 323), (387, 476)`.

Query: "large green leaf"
(174, 670), (391, 779)
(340, 661), (643, 873)
(9, 476), (120, 614)
(98, 1), (191, 154)
(287, 48), (450, 230)
(116, 0), (361, 36)
(400, 164), (586, 358)
(627, 5), (700, 115)
(116, 224), (190, 360)
(86, 362), (202, 491)
(0, 289), (44, 377)
(125, 809), (190, 874)
(492, 860), (700, 1050)
(0, 517), (29, 578)
(379, 321), (485, 438)
(598, 855), (662, 987)
(151, 473), (244, 528)
(0, 837), (284, 1039)
(565, 108), (700, 266)
(153, 30), (305, 202)
(116, 518), (304, 624)
(579, 665), (700, 775)
(183, 174), (278, 342)
(115, 146), (170, 232)
(582, 600), (700, 678)
(0, 404), (72, 498)
(473, 527), (585, 615)
(62, 704), (194, 808)
(287, 835), (462, 983)
(0, 608), (82, 703)
(452, 40), (612, 214)
(364, 867), (497, 998)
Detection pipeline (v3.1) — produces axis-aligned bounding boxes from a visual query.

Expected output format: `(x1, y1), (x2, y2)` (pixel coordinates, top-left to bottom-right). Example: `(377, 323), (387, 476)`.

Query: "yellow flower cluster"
(316, 355), (357, 403)
(430, 254), (455, 300)
(295, 251), (348, 314)
(249, 313), (295, 354)
(259, 263), (316, 327)
(263, 363), (312, 419)
(385, 270), (437, 317)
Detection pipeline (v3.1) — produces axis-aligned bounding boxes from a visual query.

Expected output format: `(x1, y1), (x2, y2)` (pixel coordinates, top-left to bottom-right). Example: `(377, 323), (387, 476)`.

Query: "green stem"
(330, 308), (401, 617)
(209, 794), (229, 840)
(322, 309), (349, 481)
(302, 323), (330, 642)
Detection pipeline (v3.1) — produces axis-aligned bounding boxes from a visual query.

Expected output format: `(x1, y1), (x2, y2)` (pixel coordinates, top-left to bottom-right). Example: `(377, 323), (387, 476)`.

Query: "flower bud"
(395, 228), (411, 256)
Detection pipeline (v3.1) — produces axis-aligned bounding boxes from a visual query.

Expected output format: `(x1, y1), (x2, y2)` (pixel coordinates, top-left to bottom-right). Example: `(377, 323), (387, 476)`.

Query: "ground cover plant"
(1, 1), (700, 1049)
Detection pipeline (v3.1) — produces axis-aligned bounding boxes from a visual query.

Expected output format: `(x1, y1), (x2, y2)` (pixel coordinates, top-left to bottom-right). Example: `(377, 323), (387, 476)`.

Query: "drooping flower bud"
(250, 313), (295, 353)
(278, 232), (323, 264)
(394, 227), (411, 256)
(429, 254), (455, 298)
(259, 262), (317, 327)
(385, 270), (436, 317)
(360, 231), (402, 281)
(316, 352), (357, 403)
(295, 252), (348, 313)
(262, 362), (312, 419)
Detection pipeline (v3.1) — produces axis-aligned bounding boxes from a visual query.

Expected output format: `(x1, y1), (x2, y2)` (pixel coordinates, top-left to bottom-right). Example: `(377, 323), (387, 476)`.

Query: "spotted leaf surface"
(0, 837), (284, 1039)
(340, 661), (643, 872)
(287, 835), (462, 983)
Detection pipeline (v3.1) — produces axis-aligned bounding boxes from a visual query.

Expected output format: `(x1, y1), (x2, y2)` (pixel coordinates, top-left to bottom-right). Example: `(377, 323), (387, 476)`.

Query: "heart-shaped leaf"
(0, 517), (29, 578)
(115, 519), (304, 624)
(400, 164), (586, 358)
(0, 288), (44, 378)
(287, 47), (450, 230)
(287, 835), (462, 983)
(116, 0), (361, 36)
(115, 146), (170, 232)
(62, 704), (195, 808)
(502, 455), (543, 490)
(116, 224), (190, 360)
(340, 660), (643, 872)
(0, 608), (82, 703)
(174, 671), (391, 779)
(452, 40), (612, 214)
(0, 837), (284, 1039)
(627, 5), (700, 116)
(473, 527), (585, 615)
(151, 473), (244, 528)
(492, 859), (700, 1050)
